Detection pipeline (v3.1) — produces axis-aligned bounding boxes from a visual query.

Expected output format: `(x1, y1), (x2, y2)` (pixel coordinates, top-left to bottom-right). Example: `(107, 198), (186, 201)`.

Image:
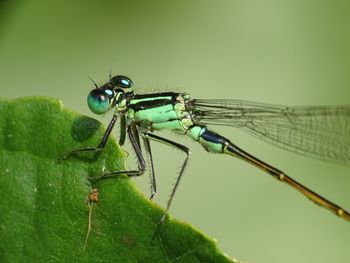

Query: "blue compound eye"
(87, 89), (110, 114)
(110, 75), (133, 89)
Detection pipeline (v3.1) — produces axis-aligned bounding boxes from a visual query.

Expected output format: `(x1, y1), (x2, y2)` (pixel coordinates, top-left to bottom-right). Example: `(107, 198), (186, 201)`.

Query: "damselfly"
(61, 75), (350, 222)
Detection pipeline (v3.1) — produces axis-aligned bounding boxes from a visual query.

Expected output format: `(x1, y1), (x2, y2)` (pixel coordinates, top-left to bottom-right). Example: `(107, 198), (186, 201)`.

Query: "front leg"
(59, 115), (117, 161)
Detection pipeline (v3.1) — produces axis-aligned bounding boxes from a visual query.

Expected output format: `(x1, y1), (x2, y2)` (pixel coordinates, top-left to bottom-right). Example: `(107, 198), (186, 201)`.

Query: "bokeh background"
(1, 1), (350, 262)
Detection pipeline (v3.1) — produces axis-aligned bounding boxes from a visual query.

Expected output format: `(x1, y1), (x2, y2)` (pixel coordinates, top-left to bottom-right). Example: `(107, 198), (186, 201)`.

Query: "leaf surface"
(0, 97), (236, 263)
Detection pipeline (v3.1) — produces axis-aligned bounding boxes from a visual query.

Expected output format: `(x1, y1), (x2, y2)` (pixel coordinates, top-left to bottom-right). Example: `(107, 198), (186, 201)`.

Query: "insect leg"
(119, 114), (126, 146)
(94, 125), (146, 179)
(142, 132), (190, 223)
(59, 115), (117, 160)
(142, 135), (157, 200)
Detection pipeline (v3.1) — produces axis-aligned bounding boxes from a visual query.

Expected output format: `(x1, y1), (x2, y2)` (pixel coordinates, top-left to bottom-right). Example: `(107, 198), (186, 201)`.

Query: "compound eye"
(87, 89), (110, 114)
(110, 75), (133, 89)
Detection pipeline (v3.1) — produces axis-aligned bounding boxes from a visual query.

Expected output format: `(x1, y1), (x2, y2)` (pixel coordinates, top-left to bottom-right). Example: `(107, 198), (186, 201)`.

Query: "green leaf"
(0, 97), (237, 263)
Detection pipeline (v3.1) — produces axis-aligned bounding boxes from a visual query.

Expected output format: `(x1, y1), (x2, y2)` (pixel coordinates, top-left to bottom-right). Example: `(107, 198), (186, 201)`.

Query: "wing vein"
(190, 99), (350, 165)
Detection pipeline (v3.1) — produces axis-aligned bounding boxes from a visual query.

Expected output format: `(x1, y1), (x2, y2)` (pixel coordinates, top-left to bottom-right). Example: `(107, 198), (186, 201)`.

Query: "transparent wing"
(191, 99), (350, 165)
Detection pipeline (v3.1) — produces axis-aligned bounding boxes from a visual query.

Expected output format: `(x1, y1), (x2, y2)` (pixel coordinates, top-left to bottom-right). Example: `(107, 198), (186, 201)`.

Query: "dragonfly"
(61, 75), (350, 222)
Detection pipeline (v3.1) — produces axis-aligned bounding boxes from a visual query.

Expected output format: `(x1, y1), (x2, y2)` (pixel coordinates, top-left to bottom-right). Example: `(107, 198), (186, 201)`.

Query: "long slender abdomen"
(188, 125), (283, 177)
(187, 125), (350, 221)
(187, 126), (227, 153)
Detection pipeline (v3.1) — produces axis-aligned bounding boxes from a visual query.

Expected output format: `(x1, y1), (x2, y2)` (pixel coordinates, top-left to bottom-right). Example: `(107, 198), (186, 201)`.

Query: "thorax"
(123, 92), (194, 133)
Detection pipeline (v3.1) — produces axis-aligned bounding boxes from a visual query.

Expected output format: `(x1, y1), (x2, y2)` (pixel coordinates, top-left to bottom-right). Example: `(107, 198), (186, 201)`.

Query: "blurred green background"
(1, 1), (350, 262)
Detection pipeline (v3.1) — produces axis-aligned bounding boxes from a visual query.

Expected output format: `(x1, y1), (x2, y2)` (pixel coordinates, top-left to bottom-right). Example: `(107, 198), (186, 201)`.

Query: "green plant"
(0, 97), (236, 263)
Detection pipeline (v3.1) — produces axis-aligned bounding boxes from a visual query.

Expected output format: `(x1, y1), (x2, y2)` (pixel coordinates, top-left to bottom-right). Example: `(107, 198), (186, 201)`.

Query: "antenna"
(109, 59), (114, 80)
(87, 76), (99, 89)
